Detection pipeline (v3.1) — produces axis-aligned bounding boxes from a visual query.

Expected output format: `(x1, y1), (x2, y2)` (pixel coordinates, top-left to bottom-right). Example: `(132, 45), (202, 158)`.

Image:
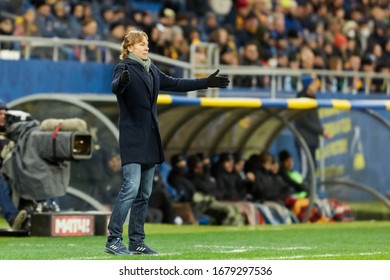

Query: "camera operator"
(0, 100), (28, 230)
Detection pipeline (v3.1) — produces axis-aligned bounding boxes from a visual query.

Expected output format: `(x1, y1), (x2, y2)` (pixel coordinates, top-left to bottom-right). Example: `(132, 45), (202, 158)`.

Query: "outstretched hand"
(207, 69), (230, 88)
(120, 64), (130, 85)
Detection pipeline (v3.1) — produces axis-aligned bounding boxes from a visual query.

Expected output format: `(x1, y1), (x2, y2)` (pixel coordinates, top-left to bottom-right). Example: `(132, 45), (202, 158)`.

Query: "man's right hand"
(120, 65), (130, 85)
(323, 130), (331, 139)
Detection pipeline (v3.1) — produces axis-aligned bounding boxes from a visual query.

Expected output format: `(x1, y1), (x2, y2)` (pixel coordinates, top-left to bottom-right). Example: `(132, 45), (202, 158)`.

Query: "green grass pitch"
(0, 220), (389, 260)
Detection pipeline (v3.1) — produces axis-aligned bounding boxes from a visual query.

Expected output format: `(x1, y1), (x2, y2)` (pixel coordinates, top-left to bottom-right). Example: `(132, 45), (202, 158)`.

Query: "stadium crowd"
(0, 0), (389, 93)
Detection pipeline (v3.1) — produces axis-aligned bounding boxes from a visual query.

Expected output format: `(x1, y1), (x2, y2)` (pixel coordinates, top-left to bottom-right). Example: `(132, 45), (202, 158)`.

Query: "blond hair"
(119, 30), (148, 60)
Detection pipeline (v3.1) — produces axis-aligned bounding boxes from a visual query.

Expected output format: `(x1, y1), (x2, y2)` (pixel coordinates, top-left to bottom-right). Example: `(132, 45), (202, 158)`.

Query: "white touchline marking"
(261, 252), (384, 260)
(219, 249), (248, 253)
(194, 245), (313, 250)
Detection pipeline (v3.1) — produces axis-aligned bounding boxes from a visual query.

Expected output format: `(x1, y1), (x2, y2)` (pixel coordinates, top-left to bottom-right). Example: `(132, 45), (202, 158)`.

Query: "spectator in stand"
(0, 0), (24, 14)
(145, 23), (166, 56)
(163, 25), (189, 76)
(301, 1), (318, 34)
(209, 27), (239, 66)
(312, 49), (326, 70)
(233, 0), (251, 31)
(140, 10), (154, 31)
(379, 37), (390, 68)
(13, 7), (40, 37)
(104, 21), (126, 64)
(33, 0), (56, 38)
(326, 55), (344, 92)
(360, 54), (377, 93)
(69, 2), (85, 38)
(0, 16), (14, 50)
(299, 46), (315, 70)
(129, 8), (144, 29)
(368, 21), (388, 51)
(52, 1), (74, 38)
(281, 52), (299, 92)
(51, 1), (76, 60)
(285, 28), (302, 57)
(344, 54), (363, 93)
(372, 63), (389, 93)
(342, 20), (362, 55)
(368, 42), (383, 65)
(282, 1), (302, 34)
(252, 0), (271, 26)
(159, 7), (176, 28)
(13, 8), (42, 57)
(97, 5), (116, 37)
(235, 11), (260, 49)
(234, 41), (264, 88)
(82, 1), (93, 20)
(75, 17), (102, 62)
(200, 11), (219, 42)
(271, 12), (287, 42)
(186, 0), (209, 18)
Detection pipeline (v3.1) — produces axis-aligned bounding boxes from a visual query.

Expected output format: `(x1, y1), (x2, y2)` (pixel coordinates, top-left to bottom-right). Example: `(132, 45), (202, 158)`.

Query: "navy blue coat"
(112, 59), (208, 165)
(294, 90), (324, 148)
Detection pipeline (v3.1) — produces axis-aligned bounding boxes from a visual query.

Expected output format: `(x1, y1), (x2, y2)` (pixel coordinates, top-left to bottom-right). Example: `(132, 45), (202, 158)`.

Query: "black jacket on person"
(214, 169), (241, 201)
(187, 171), (219, 198)
(167, 168), (196, 202)
(251, 167), (291, 203)
(294, 90), (324, 148)
(111, 59), (208, 165)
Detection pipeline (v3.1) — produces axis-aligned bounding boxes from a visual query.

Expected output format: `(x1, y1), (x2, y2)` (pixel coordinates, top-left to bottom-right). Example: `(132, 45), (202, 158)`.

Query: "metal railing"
(1, 35), (390, 97)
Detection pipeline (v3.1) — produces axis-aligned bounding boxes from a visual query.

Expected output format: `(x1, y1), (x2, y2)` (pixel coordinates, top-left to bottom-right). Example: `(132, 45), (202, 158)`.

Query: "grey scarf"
(128, 53), (151, 73)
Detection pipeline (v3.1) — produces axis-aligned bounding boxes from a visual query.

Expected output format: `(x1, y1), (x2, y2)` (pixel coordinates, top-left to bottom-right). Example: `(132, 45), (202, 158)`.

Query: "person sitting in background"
(168, 154), (196, 203)
(279, 150), (352, 222)
(278, 150), (309, 197)
(186, 154), (244, 226)
(213, 152), (258, 225)
(147, 168), (183, 225)
(232, 152), (255, 200)
(101, 152), (122, 209)
(246, 151), (294, 224)
(167, 154), (198, 224)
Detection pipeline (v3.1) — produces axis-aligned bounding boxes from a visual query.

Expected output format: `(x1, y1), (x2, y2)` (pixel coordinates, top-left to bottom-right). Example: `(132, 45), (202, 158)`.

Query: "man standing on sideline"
(294, 74), (331, 177)
(105, 30), (229, 256)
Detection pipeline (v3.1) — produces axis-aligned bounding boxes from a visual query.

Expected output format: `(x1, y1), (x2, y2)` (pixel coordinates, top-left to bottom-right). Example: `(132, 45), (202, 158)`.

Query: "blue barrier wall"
(270, 97), (390, 200)
(0, 60), (113, 102)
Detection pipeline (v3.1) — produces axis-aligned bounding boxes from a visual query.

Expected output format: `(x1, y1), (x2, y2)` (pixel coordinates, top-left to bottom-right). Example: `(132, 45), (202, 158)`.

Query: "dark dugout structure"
(8, 94), (390, 221)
